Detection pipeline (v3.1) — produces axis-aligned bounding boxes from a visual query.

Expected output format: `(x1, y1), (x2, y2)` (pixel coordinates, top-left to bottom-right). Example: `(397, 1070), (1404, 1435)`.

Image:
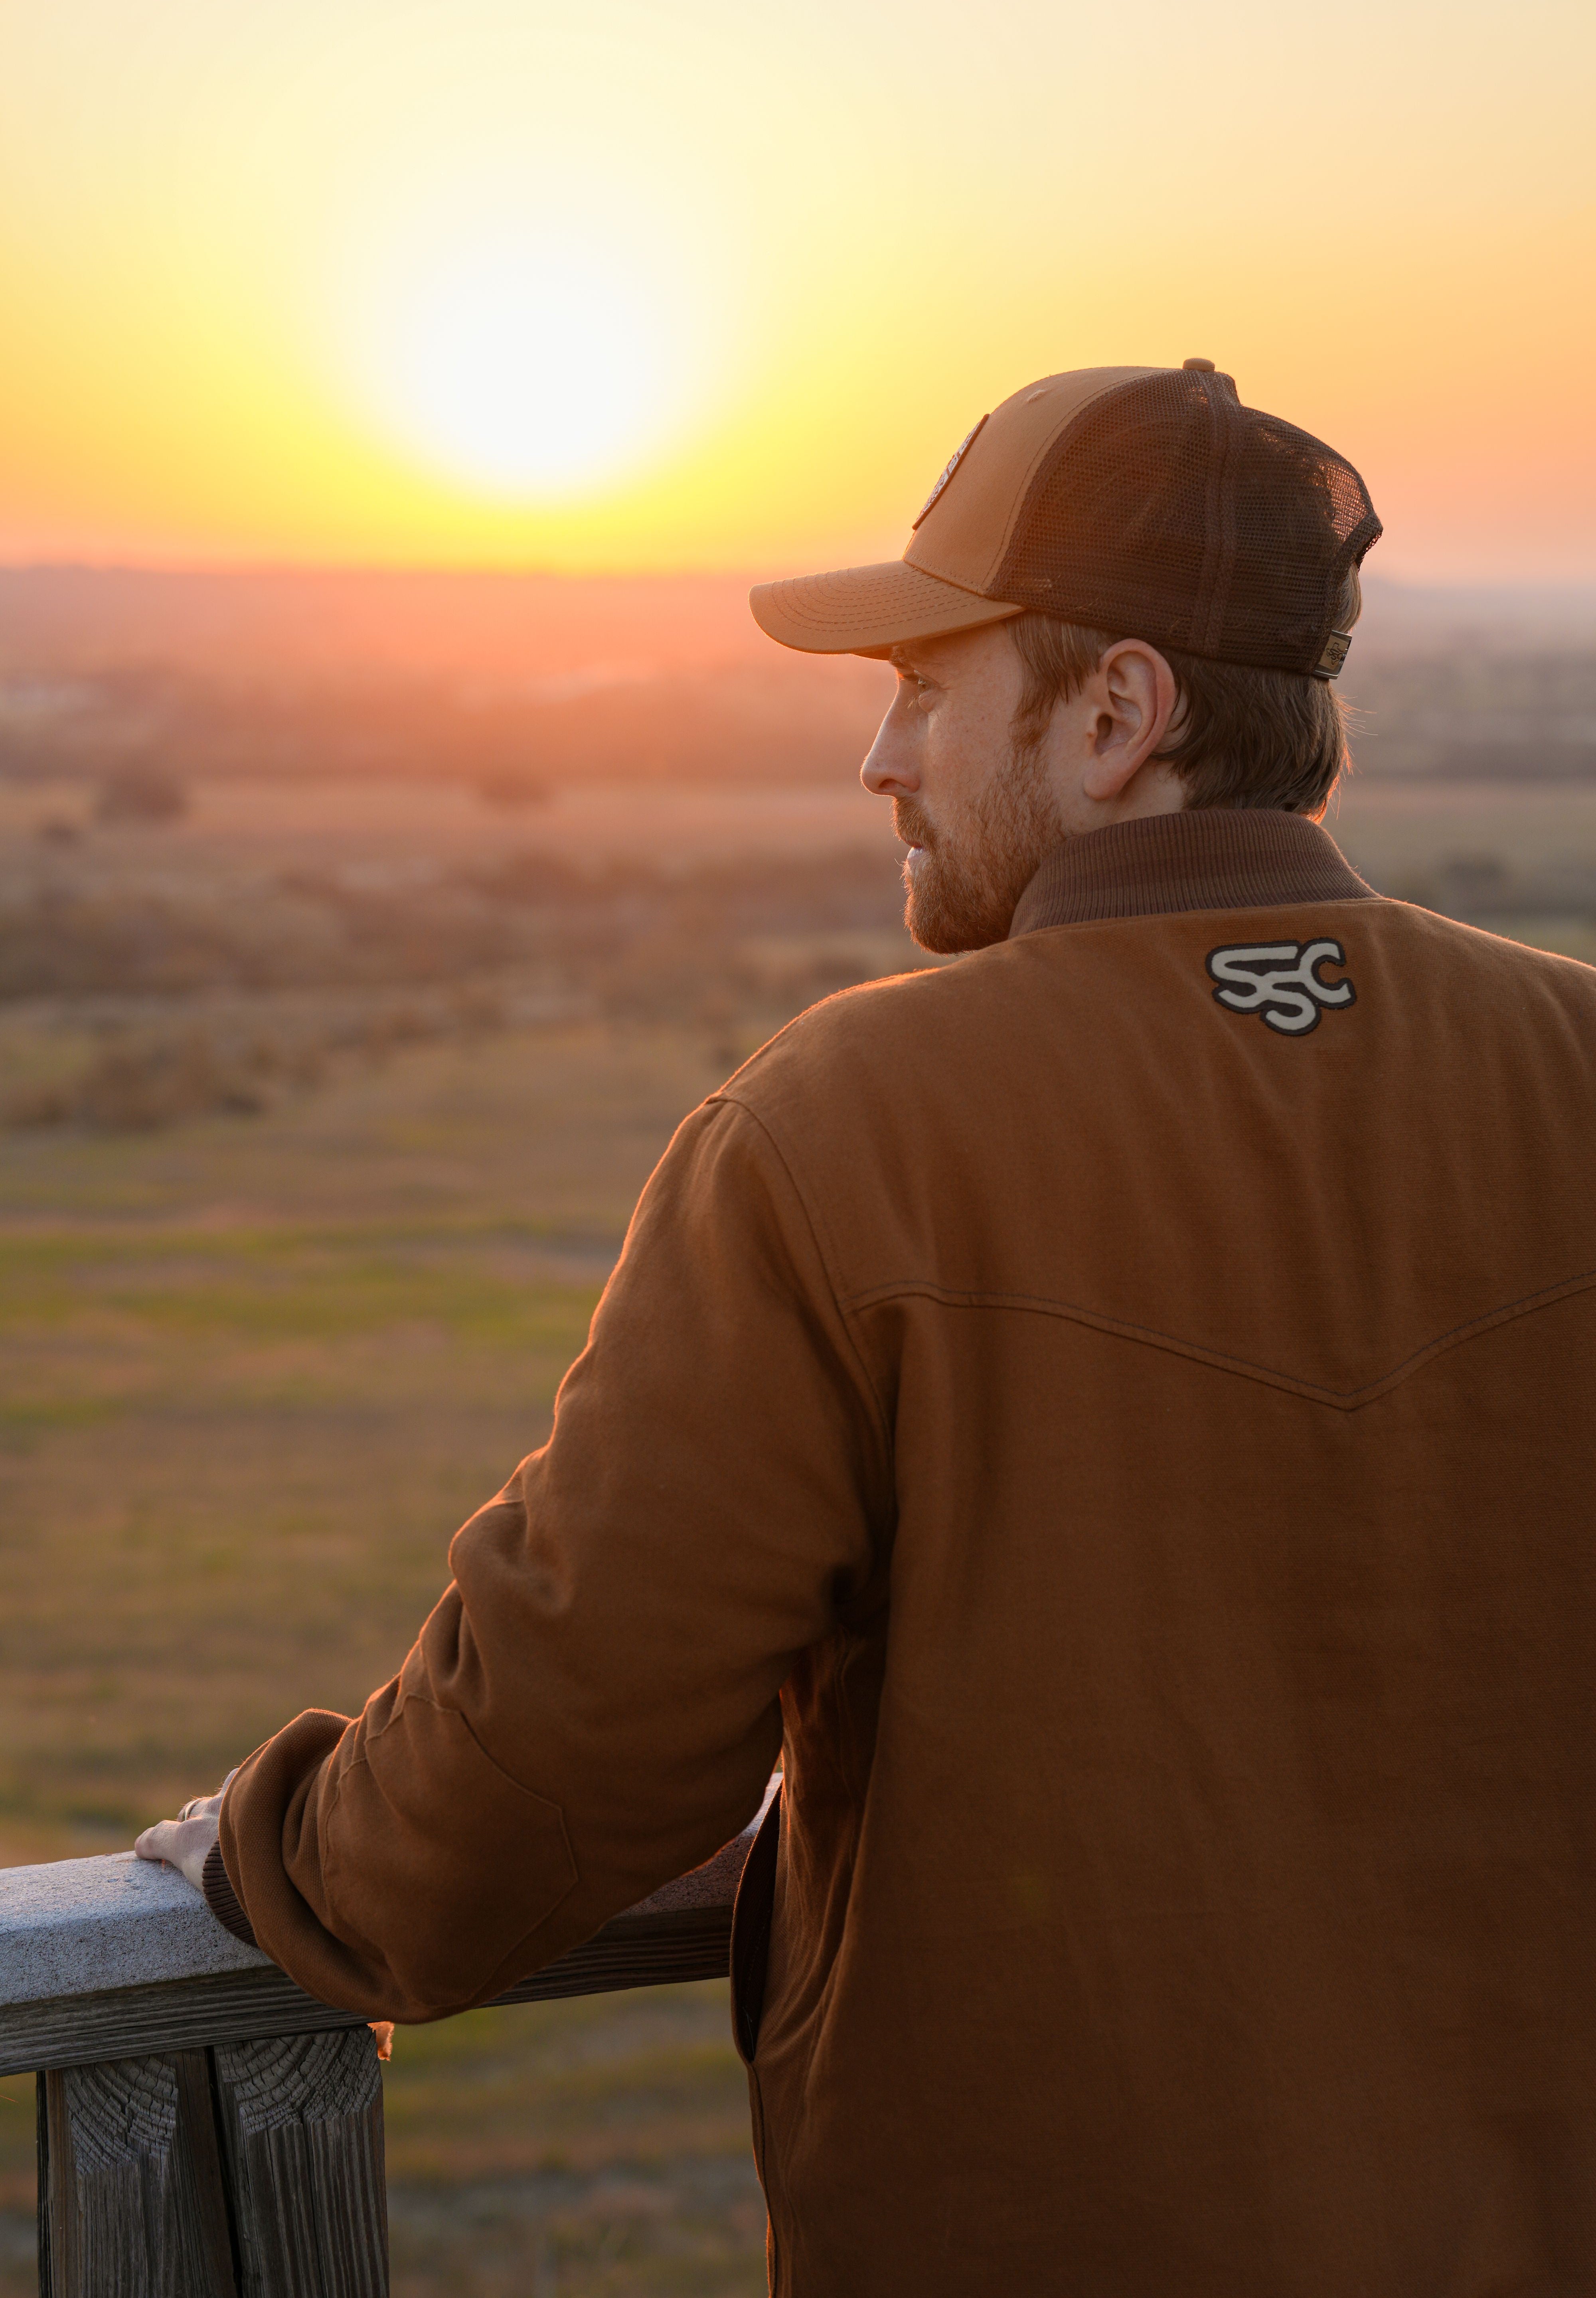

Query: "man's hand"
(135, 1783), (228, 1892)
(133, 1782), (397, 2059)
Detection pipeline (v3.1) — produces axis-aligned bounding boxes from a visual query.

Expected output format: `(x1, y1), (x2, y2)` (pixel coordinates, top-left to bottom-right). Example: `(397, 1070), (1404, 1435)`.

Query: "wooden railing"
(1, 1792), (770, 2296)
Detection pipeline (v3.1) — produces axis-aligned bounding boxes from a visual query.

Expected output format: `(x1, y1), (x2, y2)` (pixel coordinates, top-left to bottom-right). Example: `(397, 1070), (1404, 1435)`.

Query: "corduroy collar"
(1008, 809), (1377, 934)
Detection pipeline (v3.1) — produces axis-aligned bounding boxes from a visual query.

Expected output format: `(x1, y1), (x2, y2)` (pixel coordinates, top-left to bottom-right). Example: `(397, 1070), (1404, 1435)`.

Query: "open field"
(0, 767), (929, 2291)
(0, 1019), (722, 1860)
(4, 729), (1596, 2290)
(0, 1009), (774, 2294)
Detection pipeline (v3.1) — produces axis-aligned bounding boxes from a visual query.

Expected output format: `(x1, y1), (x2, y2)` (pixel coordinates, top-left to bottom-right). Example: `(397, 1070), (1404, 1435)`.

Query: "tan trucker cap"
(749, 362), (1381, 680)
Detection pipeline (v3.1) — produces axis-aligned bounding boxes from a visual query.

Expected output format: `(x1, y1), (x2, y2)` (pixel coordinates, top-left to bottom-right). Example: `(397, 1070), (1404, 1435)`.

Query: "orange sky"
(2, 0), (1593, 584)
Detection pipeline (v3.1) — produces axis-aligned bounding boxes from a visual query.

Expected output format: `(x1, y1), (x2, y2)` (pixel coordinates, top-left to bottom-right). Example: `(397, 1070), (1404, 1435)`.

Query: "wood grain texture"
(39, 2048), (237, 2296)
(211, 2028), (387, 2298)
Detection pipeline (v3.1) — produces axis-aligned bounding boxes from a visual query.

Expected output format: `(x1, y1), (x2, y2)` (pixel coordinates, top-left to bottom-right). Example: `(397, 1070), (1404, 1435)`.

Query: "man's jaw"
(891, 797), (990, 953)
(888, 752), (1064, 954)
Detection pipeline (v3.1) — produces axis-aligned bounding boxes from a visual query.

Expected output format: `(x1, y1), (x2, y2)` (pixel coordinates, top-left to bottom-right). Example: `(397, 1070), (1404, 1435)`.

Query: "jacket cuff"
(203, 1836), (259, 1949)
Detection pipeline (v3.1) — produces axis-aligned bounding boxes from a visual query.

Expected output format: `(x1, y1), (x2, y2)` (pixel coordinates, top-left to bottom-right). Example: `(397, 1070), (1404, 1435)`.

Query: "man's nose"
(860, 708), (918, 798)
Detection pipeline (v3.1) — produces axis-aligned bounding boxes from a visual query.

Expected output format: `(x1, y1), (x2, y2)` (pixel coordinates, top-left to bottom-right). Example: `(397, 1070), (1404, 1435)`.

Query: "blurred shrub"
(95, 769), (188, 825)
(8, 1030), (267, 1131)
(475, 771), (551, 807)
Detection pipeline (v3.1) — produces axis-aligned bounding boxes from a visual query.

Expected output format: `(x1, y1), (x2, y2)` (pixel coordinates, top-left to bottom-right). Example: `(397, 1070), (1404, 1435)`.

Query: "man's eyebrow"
(889, 645), (930, 675)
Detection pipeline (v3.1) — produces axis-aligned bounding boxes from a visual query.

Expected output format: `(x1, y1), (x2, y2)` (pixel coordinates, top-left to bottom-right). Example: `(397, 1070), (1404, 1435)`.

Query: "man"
(142, 363), (1596, 2295)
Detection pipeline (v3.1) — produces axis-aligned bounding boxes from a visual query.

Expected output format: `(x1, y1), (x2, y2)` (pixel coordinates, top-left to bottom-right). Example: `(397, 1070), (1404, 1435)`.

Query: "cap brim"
(749, 561), (1022, 657)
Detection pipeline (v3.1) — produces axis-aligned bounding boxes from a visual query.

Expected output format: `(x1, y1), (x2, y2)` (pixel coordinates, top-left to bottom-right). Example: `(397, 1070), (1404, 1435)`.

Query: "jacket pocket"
(326, 1696), (577, 2014)
(730, 1780), (782, 2065)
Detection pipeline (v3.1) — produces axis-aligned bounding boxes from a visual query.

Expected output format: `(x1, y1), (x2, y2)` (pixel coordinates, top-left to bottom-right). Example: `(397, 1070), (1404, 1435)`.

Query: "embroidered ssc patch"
(1206, 940), (1355, 1036)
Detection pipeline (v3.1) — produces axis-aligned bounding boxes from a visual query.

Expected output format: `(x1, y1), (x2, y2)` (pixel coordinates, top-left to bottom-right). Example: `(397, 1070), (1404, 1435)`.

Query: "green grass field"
(0, 1015), (767, 2295)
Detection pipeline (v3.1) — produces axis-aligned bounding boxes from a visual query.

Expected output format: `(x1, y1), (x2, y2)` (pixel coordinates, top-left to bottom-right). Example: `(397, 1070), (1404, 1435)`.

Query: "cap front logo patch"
(912, 414), (989, 529)
(1206, 940), (1355, 1036)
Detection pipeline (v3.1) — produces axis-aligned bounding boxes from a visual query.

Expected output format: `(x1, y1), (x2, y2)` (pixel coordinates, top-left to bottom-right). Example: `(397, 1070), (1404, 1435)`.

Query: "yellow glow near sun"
(4, 0), (1596, 569)
(350, 206), (700, 501)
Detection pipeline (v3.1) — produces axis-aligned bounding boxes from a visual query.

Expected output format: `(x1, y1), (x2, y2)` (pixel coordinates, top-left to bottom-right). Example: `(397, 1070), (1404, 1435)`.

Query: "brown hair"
(1007, 564), (1362, 815)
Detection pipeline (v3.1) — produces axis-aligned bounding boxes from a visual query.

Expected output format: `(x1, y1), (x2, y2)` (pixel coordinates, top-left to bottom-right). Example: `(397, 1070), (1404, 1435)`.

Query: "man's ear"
(1080, 642), (1180, 801)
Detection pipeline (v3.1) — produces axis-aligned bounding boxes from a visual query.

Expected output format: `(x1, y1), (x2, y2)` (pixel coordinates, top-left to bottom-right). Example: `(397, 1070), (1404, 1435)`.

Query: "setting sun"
(359, 229), (685, 498)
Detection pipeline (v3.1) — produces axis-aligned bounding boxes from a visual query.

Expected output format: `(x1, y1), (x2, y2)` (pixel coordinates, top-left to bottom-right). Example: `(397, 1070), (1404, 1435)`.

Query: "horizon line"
(2, 561), (1596, 600)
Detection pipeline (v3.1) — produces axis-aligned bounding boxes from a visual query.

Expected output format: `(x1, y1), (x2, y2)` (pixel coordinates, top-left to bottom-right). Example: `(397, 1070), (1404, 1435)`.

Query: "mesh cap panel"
(991, 369), (1381, 675)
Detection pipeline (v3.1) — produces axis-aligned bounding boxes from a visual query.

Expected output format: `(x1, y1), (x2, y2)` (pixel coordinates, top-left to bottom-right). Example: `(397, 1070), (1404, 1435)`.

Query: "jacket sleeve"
(216, 1094), (891, 2022)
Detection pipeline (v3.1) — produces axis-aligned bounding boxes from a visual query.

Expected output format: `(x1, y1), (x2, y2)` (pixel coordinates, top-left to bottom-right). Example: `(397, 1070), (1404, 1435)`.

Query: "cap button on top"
(1182, 357), (1216, 371)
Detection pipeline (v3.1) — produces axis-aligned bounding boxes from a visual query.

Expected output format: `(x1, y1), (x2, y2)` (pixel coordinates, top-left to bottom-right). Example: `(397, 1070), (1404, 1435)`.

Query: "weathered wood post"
(38, 2047), (238, 2295)
(11, 1856), (391, 2295)
(210, 2028), (387, 2298)
(36, 2026), (391, 2297)
(3, 1786), (768, 2296)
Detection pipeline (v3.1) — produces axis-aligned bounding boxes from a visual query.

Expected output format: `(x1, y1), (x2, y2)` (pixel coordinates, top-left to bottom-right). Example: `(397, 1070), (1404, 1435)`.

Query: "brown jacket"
(218, 807), (1596, 2296)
